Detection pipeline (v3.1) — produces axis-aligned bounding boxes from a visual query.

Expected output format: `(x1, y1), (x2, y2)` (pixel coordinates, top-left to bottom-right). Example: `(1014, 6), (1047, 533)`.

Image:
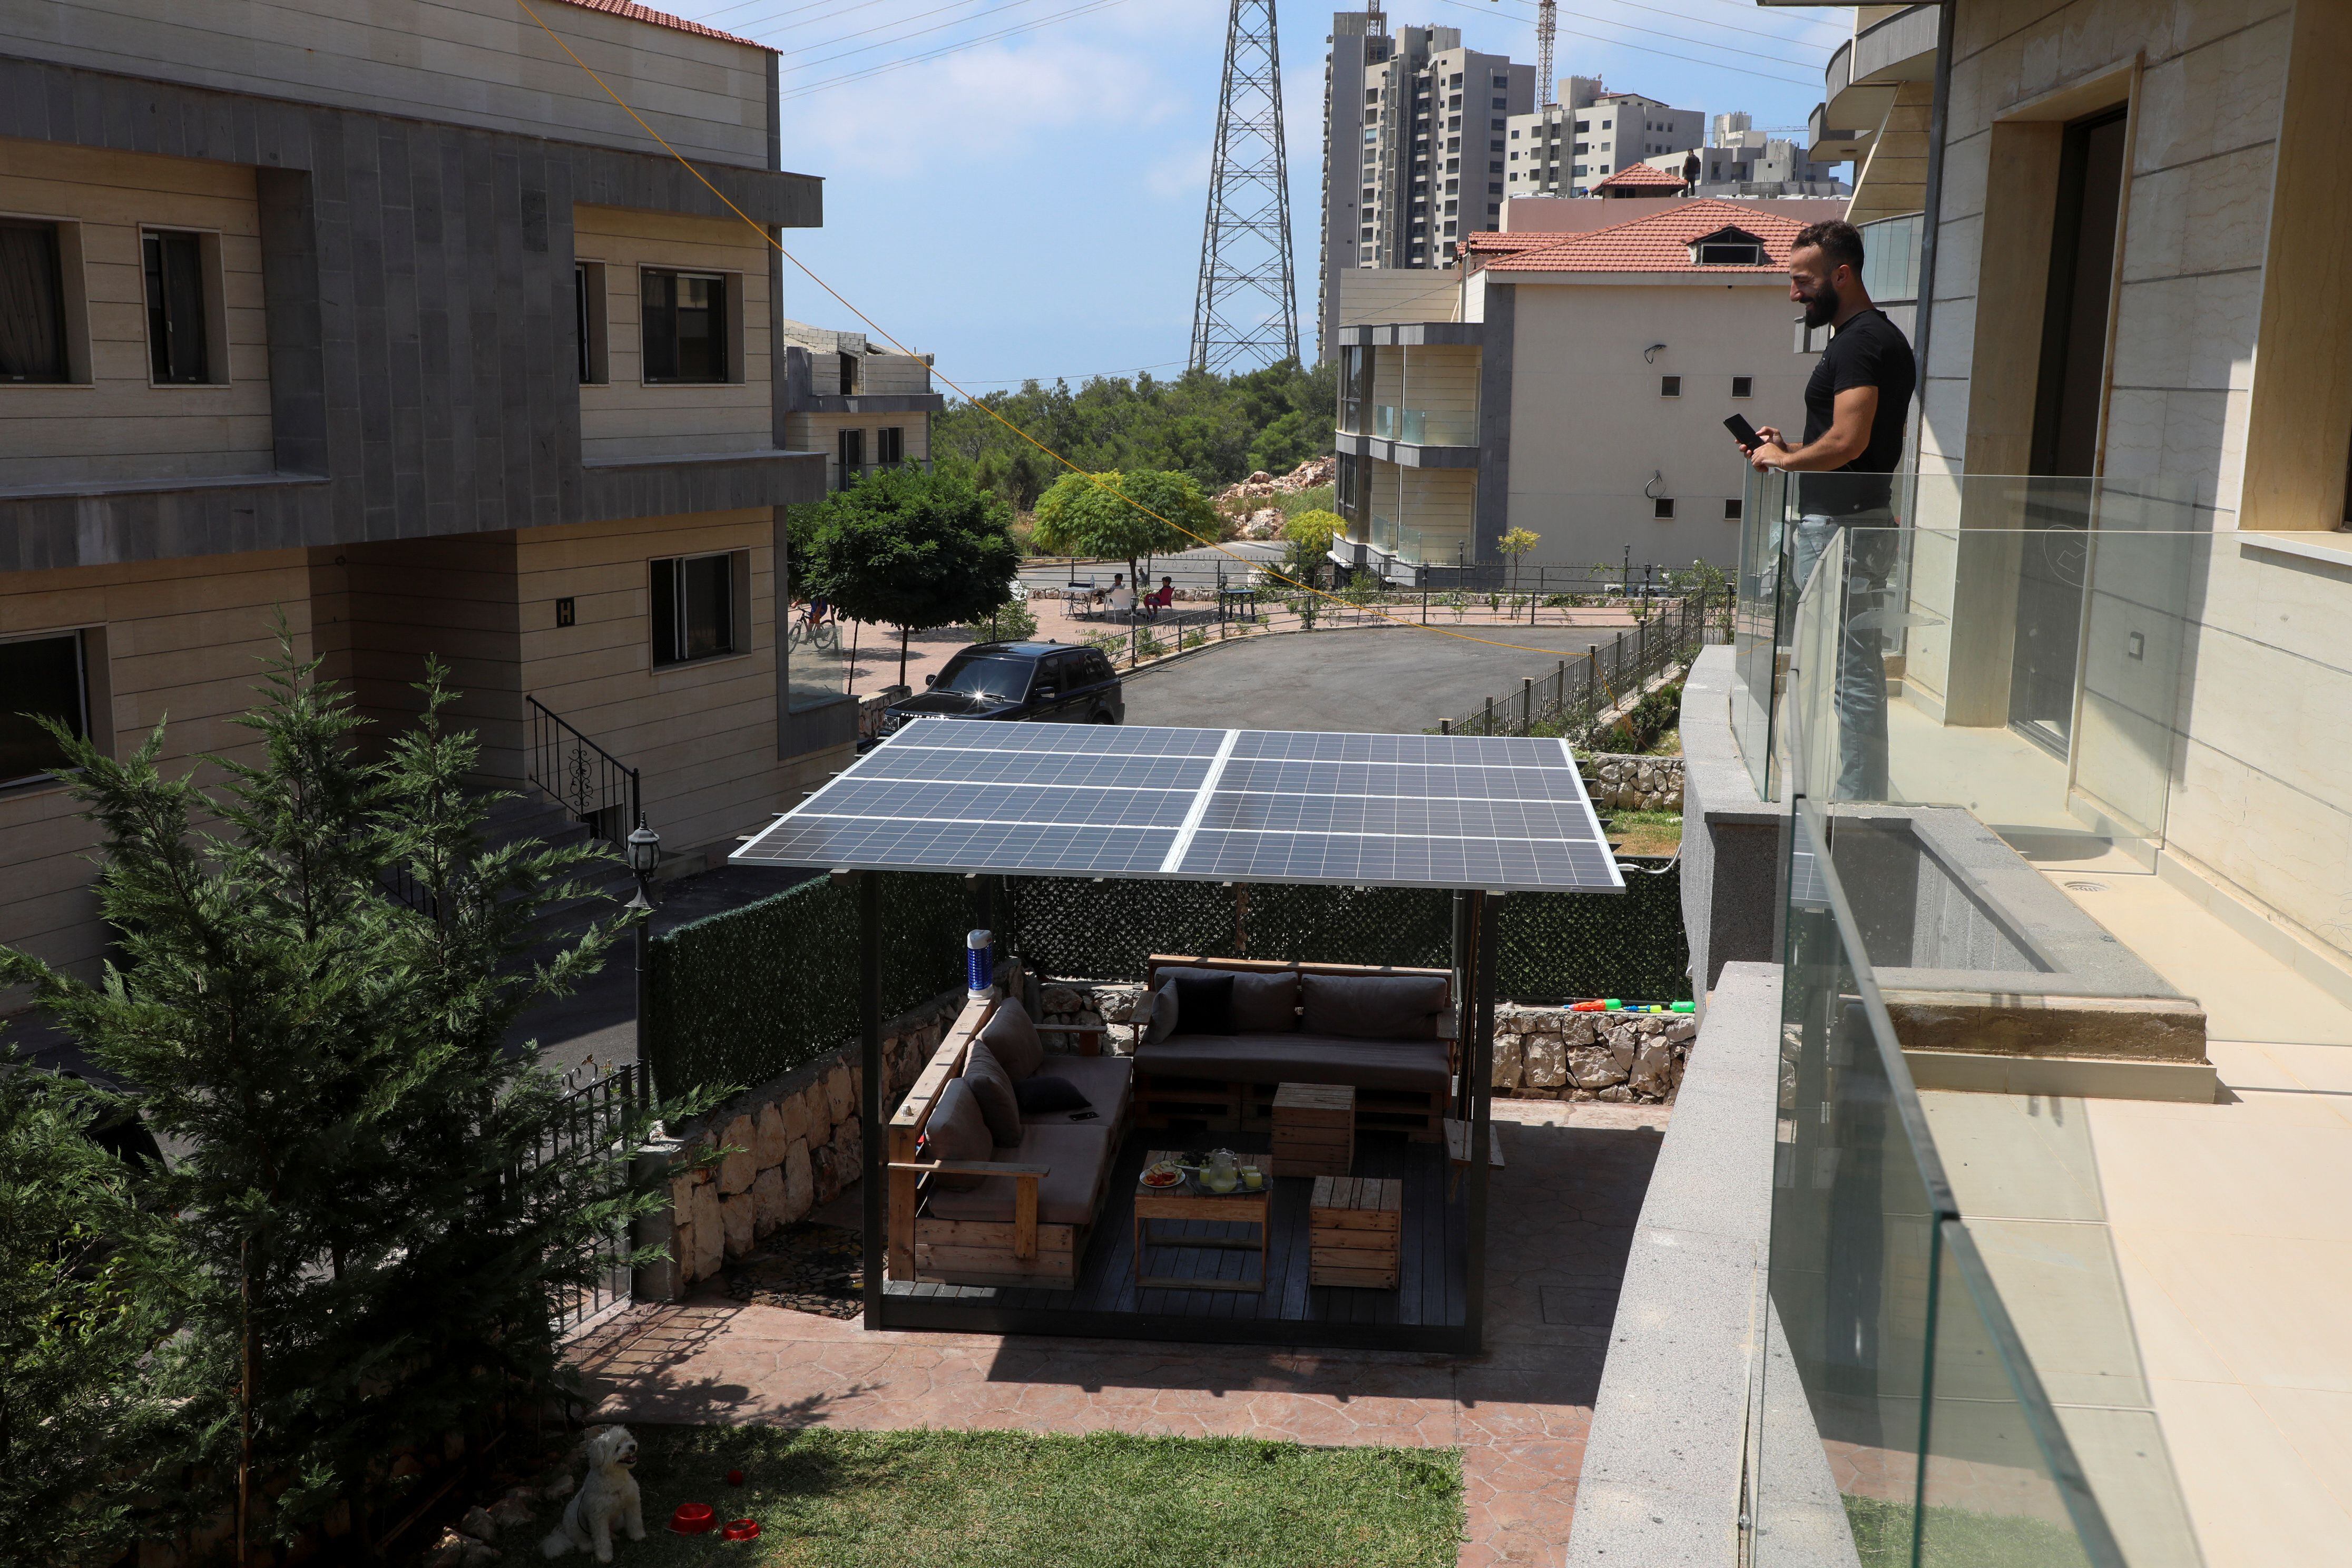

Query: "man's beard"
(1800, 279), (1841, 329)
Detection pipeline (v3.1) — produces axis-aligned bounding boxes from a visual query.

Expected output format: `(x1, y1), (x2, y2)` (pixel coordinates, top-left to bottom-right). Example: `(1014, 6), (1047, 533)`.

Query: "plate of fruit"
(1139, 1160), (1185, 1189)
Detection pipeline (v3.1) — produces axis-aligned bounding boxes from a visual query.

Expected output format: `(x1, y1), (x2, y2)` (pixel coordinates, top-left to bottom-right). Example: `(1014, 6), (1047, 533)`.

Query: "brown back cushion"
(961, 1042), (1024, 1148)
(978, 994), (1044, 1079)
(1300, 973), (1451, 1041)
(1229, 971), (1300, 1033)
(924, 1079), (994, 1190)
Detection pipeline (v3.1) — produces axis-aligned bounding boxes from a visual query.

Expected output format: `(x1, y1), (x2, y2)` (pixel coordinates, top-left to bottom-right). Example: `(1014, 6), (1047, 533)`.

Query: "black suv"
(875, 641), (1124, 738)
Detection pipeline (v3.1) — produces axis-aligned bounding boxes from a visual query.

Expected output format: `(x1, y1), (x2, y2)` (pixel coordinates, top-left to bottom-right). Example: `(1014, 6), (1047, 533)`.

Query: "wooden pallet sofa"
(1132, 956), (1458, 1142)
(885, 992), (1133, 1288)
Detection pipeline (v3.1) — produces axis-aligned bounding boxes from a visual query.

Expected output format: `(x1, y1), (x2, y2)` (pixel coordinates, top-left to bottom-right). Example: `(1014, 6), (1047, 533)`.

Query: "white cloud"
(779, 31), (1182, 172)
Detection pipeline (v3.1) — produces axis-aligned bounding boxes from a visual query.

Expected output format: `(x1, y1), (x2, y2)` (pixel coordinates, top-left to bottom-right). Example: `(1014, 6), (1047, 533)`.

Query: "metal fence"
(1437, 592), (1709, 738)
(535, 1059), (649, 1335)
(526, 696), (641, 852)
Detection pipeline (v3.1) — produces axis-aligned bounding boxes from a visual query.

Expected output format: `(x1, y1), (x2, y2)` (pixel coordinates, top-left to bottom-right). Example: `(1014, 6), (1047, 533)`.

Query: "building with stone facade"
(0, 0), (863, 995)
(1570, 4), (2352, 1563)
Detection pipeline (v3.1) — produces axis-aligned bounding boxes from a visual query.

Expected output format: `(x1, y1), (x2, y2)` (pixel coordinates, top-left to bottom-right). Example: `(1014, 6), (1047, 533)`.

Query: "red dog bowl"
(723, 1518), (761, 1541)
(726, 1469), (745, 1487)
(671, 1502), (716, 1535)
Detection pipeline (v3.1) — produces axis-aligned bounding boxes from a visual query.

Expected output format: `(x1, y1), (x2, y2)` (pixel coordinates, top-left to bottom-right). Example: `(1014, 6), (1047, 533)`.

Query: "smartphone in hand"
(1723, 414), (1763, 453)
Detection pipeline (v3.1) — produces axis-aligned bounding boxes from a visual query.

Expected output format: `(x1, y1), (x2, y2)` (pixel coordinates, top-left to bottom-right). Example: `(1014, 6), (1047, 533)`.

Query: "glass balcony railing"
(1759, 796), (2182, 1568)
(1397, 408), (1476, 447)
(1373, 404), (1398, 439)
(1730, 468), (2258, 869)
(1369, 512), (1398, 555)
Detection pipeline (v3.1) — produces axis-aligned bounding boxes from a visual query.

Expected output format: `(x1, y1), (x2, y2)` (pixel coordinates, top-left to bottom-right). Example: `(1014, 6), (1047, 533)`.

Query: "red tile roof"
(1593, 163), (1688, 192)
(1462, 198), (1807, 275)
(554, 0), (773, 52)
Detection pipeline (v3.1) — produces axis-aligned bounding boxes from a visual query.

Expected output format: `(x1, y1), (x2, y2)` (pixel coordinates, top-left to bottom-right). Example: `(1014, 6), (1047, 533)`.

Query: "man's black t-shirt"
(1800, 307), (1915, 514)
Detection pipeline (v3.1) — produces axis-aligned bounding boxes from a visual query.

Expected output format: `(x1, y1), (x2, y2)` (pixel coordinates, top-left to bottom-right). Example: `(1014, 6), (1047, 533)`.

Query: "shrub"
(963, 597), (1039, 644)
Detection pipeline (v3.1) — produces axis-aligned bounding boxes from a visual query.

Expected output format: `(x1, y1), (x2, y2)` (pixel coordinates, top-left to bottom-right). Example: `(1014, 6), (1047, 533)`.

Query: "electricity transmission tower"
(1190, 0), (1297, 374)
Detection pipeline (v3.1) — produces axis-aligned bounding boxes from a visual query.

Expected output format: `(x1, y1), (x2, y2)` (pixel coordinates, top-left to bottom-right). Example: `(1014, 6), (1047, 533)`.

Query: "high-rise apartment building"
(1316, 10), (1533, 360)
(1504, 77), (1702, 199)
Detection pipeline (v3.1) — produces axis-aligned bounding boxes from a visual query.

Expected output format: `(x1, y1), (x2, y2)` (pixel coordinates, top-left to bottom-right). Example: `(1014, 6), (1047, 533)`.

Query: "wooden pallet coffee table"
(1132, 1151), (1269, 1292)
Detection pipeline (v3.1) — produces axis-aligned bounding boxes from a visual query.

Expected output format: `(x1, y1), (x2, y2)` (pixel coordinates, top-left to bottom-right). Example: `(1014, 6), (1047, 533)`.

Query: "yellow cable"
(512, 0), (1689, 675)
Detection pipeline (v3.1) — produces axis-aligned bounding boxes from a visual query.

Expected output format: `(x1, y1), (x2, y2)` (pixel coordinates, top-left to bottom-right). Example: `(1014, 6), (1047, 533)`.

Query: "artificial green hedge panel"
(646, 863), (1690, 1096)
(644, 871), (971, 1100)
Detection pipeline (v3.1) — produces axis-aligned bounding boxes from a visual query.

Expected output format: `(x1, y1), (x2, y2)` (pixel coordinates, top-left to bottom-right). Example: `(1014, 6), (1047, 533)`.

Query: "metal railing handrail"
(525, 695), (641, 852)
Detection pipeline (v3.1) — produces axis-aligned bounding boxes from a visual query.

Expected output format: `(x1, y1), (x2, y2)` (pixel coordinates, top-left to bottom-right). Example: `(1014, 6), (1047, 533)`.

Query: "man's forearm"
(1771, 434), (1865, 471)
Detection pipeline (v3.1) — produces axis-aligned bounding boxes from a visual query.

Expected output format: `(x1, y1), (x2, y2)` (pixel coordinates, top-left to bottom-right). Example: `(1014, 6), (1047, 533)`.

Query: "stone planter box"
(1585, 752), (1684, 813)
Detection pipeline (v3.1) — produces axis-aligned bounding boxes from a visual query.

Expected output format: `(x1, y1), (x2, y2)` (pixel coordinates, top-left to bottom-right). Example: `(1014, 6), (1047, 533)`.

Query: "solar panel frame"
(731, 717), (1624, 894)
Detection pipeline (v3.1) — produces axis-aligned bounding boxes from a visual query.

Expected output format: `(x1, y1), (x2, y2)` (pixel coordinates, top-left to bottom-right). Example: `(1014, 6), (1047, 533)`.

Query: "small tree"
(799, 467), (1022, 686)
(1497, 527), (1540, 596)
(0, 641), (712, 1559)
(1031, 468), (1213, 587)
(1281, 507), (1344, 589)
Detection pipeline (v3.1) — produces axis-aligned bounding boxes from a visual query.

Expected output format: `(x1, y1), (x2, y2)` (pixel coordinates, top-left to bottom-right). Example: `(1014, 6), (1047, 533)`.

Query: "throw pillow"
(1014, 1074), (1094, 1116)
(1300, 973), (1452, 1040)
(922, 1079), (993, 1190)
(1170, 971), (1236, 1036)
(1144, 977), (1180, 1045)
(977, 994), (1045, 1079)
(961, 1042), (1024, 1148)
(1229, 970), (1301, 1033)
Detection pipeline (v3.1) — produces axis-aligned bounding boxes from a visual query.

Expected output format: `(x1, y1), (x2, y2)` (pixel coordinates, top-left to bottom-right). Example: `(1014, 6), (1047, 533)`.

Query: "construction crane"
(1535, 0), (1555, 106)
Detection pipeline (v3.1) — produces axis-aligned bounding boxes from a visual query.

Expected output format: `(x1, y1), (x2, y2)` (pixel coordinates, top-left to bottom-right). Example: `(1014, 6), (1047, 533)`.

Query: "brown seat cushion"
(961, 1042), (1023, 1147)
(922, 1123), (1112, 1227)
(1300, 973), (1451, 1041)
(1136, 1032), (1451, 1095)
(922, 1079), (994, 1190)
(1023, 1055), (1132, 1124)
(978, 995), (1044, 1079)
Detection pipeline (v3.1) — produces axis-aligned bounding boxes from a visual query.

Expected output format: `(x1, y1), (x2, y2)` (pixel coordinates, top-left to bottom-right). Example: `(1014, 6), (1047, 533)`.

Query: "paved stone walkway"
(571, 1100), (1666, 1567)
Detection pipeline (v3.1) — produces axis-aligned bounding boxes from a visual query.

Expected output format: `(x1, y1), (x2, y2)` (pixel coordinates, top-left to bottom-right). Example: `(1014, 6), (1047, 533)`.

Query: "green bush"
(963, 598), (1039, 644)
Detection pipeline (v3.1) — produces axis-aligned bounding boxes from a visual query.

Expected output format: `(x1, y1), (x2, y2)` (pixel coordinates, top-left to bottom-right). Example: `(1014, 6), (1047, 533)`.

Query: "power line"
(774, 0), (1133, 102)
(1431, 0), (1818, 87)
(772, 0), (1041, 73)
(1481, 0), (1832, 72)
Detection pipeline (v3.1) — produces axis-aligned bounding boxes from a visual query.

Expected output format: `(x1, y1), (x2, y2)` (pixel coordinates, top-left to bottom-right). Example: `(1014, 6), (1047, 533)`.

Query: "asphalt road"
(1120, 622), (1625, 734)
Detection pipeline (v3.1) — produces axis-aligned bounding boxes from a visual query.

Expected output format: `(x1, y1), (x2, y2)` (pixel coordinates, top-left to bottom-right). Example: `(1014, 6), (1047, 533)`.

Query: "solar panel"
(731, 717), (1623, 894)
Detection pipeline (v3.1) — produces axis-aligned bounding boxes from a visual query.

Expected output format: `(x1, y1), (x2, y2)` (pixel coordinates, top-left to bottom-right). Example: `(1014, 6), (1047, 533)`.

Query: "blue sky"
(664, 0), (1853, 393)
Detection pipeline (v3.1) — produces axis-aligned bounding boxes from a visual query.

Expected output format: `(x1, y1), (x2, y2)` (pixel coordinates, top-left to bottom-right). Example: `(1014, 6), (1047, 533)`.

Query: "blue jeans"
(1788, 514), (1892, 801)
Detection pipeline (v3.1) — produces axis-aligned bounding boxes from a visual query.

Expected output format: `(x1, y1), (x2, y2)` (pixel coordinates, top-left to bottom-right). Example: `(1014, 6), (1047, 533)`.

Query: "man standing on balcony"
(1740, 219), (1915, 800)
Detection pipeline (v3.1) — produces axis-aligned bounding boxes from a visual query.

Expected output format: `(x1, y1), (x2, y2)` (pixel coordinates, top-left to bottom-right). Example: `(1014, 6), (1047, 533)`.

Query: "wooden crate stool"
(1309, 1175), (1402, 1289)
(1271, 1082), (1354, 1178)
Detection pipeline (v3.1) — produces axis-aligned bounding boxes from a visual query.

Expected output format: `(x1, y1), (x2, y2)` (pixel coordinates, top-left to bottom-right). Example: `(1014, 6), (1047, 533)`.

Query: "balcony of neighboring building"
(1807, 4), (1938, 170)
(1333, 329), (1483, 469)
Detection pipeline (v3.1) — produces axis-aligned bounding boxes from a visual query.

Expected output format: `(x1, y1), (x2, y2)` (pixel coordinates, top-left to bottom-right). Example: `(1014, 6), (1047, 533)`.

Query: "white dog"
(541, 1426), (644, 1562)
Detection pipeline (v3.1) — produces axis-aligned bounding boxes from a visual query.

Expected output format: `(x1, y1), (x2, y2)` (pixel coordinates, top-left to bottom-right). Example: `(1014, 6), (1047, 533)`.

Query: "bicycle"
(787, 613), (840, 652)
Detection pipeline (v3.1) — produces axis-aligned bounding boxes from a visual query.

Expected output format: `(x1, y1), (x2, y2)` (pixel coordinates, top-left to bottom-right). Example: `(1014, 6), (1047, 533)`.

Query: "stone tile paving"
(570, 1100), (1667, 1566)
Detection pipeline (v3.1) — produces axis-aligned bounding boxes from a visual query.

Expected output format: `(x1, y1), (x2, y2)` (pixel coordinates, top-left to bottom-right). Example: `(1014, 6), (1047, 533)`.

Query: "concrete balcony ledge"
(1334, 430), (1479, 468)
(580, 447), (826, 471)
(0, 468), (326, 503)
(1335, 321), (1482, 347)
(782, 392), (948, 416)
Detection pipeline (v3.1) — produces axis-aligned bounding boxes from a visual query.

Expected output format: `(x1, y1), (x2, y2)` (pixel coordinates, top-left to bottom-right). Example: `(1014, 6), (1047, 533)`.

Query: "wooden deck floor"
(878, 1128), (1473, 1353)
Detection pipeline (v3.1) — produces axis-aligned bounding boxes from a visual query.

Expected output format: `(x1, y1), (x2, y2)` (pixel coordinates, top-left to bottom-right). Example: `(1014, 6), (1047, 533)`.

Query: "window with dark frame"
(1653, 498), (1676, 519)
(876, 426), (904, 465)
(837, 427), (865, 484)
(1660, 375), (1682, 397)
(641, 269), (728, 384)
(143, 230), (209, 384)
(0, 220), (71, 384)
(838, 351), (857, 395)
(0, 632), (89, 789)
(650, 553), (739, 667)
(1731, 376), (1753, 398)
(1725, 498), (1743, 520)
(576, 264), (593, 384)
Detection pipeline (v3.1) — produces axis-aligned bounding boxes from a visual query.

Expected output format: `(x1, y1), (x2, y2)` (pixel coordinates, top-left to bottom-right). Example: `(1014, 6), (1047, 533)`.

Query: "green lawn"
(612, 1425), (1464, 1568)
(1844, 1495), (2092, 1567)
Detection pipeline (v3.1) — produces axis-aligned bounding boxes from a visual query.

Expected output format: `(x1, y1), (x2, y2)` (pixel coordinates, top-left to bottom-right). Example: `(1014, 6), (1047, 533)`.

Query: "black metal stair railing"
(525, 696), (641, 851)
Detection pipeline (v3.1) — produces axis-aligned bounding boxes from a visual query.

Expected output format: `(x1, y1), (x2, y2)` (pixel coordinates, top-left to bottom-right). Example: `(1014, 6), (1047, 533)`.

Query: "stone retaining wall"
(1586, 752), (1684, 812)
(1038, 982), (1693, 1104)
